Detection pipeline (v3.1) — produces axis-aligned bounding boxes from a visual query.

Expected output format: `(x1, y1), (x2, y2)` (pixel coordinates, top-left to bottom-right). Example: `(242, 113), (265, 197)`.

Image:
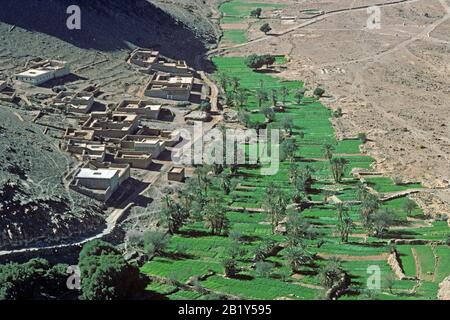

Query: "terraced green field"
(142, 0), (449, 300)
(220, 1), (285, 18)
(219, 1), (287, 45)
(142, 55), (448, 300)
(222, 30), (248, 44)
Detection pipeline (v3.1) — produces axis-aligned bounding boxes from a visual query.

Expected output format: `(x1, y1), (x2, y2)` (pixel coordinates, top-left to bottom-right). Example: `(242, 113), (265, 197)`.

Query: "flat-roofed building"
(120, 135), (166, 158)
(66, 140), (106, 161)
(144, 73), (193, 101)
(53, 91), (94, 114)
(168, 166), (185, 182)
(116, 99), (162, 119)
(76, 168), (119, 190)
(134, 127), (180, 147)
(82, 112), (139, 138)
(130, 49), (160, 68)
(16, 60), (69, 85)
(0, 81), (16, 102)
(151, 60), (191, 75)
(113, 150), (152, 169)
(70, 161), (130, 202)
(64, 128), (95, 142)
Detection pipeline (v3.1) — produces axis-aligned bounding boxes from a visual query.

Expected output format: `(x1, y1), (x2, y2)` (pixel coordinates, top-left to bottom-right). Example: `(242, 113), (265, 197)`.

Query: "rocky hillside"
(0, 108), (104, 250)
(0, 0), (223, 251)
(149, 0), (223, 45)
(0, 0), (221, 66)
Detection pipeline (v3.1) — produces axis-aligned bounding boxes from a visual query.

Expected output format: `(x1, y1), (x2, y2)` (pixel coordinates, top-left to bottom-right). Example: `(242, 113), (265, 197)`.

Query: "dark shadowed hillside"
(0, 108), (104, 251)
(0, 0), (220, 65)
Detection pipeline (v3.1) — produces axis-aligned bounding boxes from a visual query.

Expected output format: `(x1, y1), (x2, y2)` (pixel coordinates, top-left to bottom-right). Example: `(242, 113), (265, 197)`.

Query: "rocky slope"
(0, 0), (223, 251)
(0, 0), (219, 66)
(0, 108), (103, 250)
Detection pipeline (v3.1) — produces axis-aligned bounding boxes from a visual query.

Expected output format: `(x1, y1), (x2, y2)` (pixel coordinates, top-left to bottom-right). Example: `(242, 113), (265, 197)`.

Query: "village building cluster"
(129, 49), (195, 102)
(0, 49), (210, 202)
(2, 49), (211, 202)
(64, 110), (182, 201)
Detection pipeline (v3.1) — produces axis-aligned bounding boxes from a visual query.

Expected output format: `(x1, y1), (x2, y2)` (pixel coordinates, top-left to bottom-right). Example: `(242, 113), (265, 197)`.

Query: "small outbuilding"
(168, 166), (185, 182)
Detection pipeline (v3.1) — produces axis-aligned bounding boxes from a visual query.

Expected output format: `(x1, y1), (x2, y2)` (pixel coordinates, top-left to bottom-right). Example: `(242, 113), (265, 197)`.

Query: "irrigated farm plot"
(219, 1), (286, 45)
(141, 0), (449, 300)
(141, 54), (449, 300)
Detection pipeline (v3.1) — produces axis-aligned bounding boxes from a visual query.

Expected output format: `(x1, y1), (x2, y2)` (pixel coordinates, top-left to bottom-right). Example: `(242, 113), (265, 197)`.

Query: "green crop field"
(220, 1), (285, 18)
(365, 177), (422, 193)
(140, 0), (448, 301)
(222, 30), (248, 44)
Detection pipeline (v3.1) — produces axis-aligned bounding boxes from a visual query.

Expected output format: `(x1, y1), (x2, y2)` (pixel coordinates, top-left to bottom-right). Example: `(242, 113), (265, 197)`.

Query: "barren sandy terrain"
(223, 0), (450, 215)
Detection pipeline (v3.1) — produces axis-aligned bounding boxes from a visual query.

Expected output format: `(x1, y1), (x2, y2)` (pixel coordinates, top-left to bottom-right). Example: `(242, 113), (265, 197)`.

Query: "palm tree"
(403, 198), (417, 216)
(289, 163), (300, 185)
(161, 196), (189, 234)
(295, 165), (315, 192)
(237, 110), (250, 127)
(217, 173), (235, 195)
(231, 77), (240, 93)
(270, 88), (278, 107)
(356, 181), (369, 201)
(285, 211), (316, 246)
(285, 244), (313, 273)
(294, 88), (306, 105)
(234, 88), (248, 110)
(263, 183), (288, 234)
(203, 193), (229, 235)
(318, 257), (343, 289)
(330, 157), (349, 183)
(335, 203), (353, 243)
(194, 165), (211, 194)
(322, 143), (334, 162)
(256, 88), (268, 109)
(261, 105), (276, 122)
(281, 115), (294, 135)
(281, 138), (299, 162)
(359, 194), (380, 229)
(217, 72), (230, 92)
(280, 86), (289, 106)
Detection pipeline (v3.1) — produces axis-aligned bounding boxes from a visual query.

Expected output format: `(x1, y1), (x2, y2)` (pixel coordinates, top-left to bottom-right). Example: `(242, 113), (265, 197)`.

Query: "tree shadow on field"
(229, 274), (254, 281)
(162, 251), (195, 261)
(177, 229), (222, 238)
(0, 0), (214, 70)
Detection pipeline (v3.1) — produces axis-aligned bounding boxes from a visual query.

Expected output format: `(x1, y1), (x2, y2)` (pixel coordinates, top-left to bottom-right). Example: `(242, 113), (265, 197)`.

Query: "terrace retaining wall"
(387, 249), (414, 280)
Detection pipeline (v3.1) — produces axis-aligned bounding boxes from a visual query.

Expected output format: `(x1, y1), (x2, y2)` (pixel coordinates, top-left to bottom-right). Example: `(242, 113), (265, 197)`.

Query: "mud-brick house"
(144, 73), (193, 101)
(116, 99), (162, 119)
(70, 161), (130, 202)
(82, 112), (139, 139)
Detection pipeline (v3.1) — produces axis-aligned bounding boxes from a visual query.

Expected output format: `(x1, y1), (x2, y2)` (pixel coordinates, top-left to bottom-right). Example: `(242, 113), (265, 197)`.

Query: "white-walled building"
(70, 161), (130, 202)
(16, 60), (70, 85)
